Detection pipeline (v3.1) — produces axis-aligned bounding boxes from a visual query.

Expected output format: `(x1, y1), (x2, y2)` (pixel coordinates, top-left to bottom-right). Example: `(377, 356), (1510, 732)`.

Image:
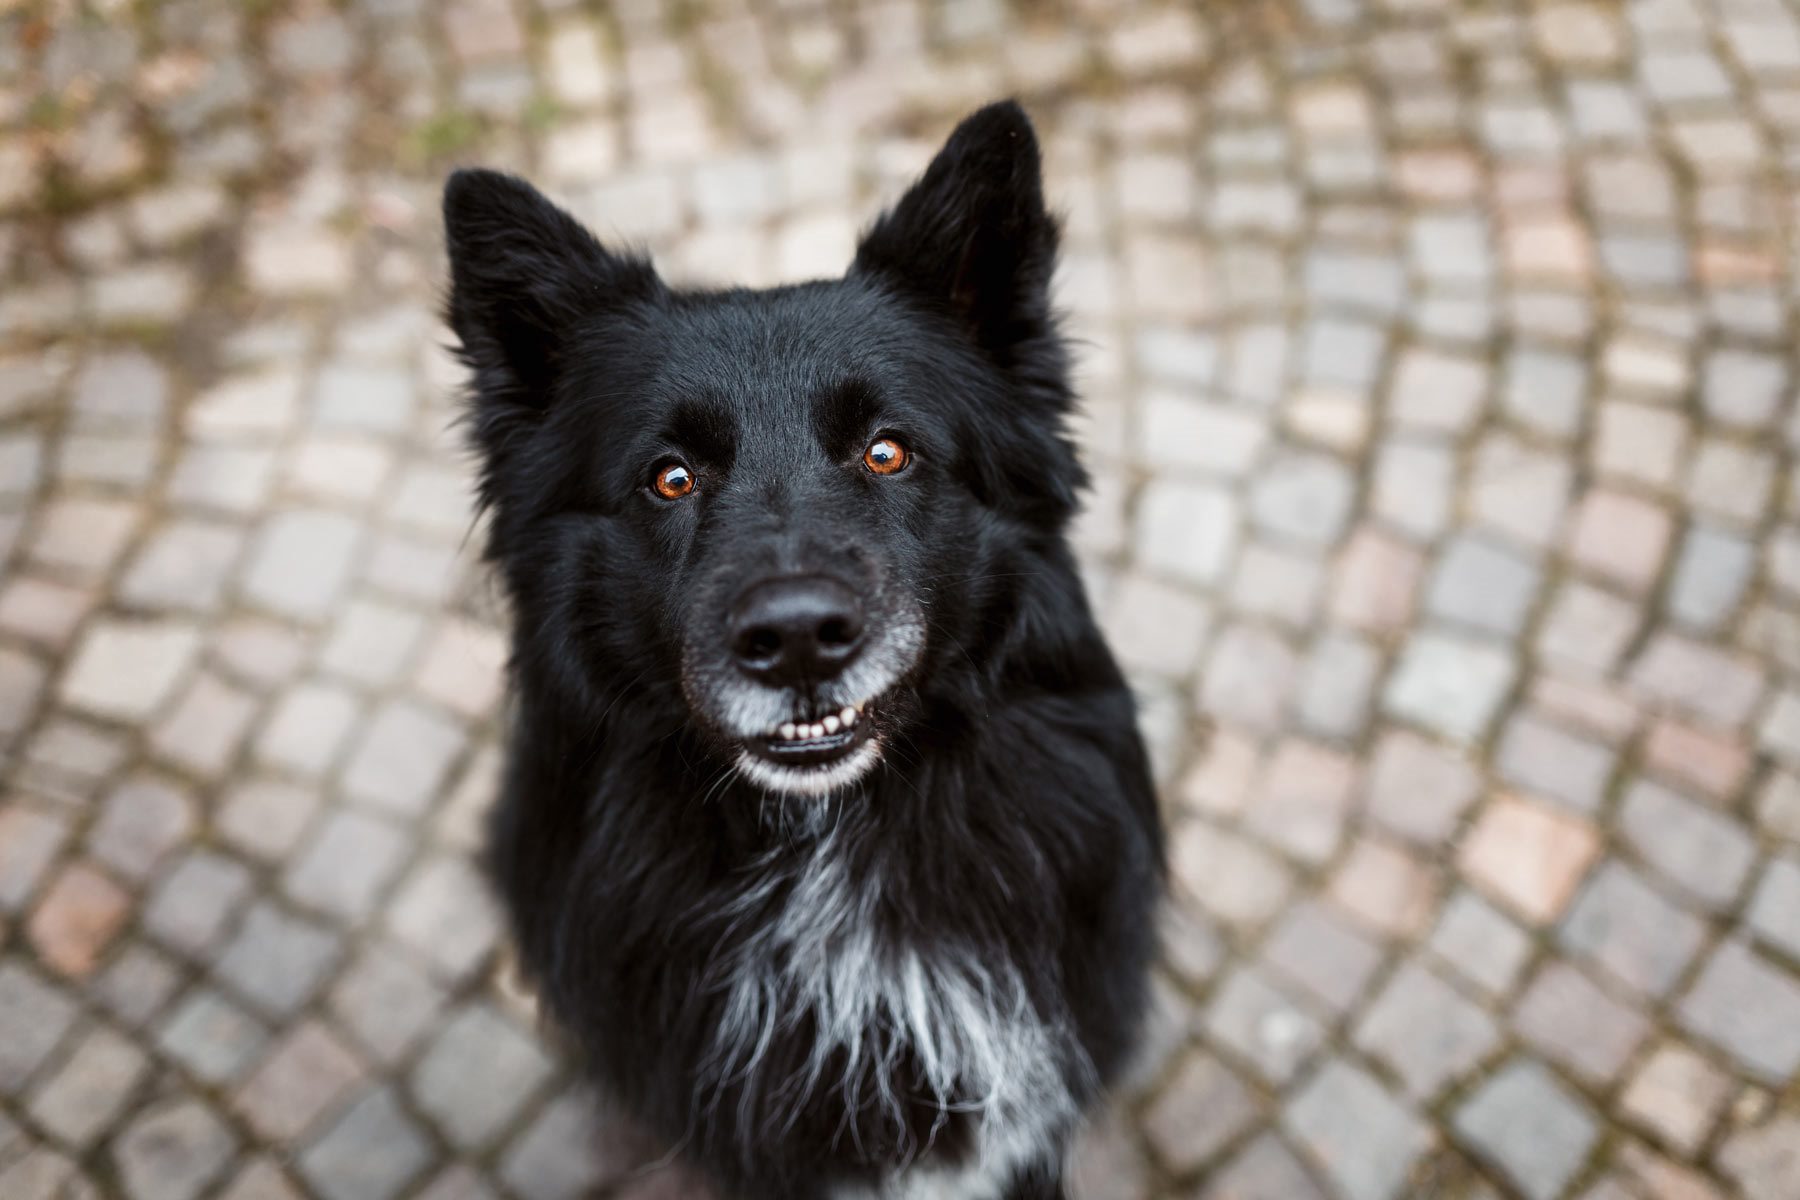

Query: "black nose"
(729, 577), (866, 685)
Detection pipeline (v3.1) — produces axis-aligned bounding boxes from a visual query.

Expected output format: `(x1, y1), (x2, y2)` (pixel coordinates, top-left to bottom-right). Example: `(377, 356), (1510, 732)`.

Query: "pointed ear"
(443, 168), (659, 409)
(852, 101), (1059, 360)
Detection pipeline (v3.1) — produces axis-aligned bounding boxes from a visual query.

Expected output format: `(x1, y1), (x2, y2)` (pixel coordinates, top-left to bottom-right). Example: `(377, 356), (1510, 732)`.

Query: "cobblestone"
(1513, 960), (1651, 1085)
(58, 620), (201, 723)
(233, 1021), (365, 1143)
(1718, 1115), (1800, 1200)
(87, 778), (195, 883)
(1678, 941), (1800, 1084)
(296, 1087), (433, 1200)
(1618, 778), (1757, 912)
(143, 850), (255, 958)
(410, 1003), (554, 1150)
(113, 1098), (238, 1200)
(157, 988), (270, 1085)
(27, 861), (131, 978)
(1353, 961), (1499, 1100)
(1459, 793), (1600, 925)
(1203, 964), (1325, 1086)
(1454, 1058), (1599, 1200)
(1428, 890), (1534, 998)
(327, 943), (449, 1067)
(1620, 1041), (1733, 1157)
(241, 512), (365, 622)
(88, 949), (174, 1040)
(1559, 860), (1707, 1001)
(1140, 1051), (1257, 1175)
(282, 811), (410, 921)
(213, 903), (342, 1019)
(1285, 1059), (1428, 1200)
(2, 3), (1798, 1196)
(1383, 630), (1516, 743)
(26, 1023), (147, 1148)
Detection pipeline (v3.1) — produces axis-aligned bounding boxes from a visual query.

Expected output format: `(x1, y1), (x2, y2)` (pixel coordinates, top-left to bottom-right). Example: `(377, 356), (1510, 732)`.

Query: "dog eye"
(863, 437), (910, 476)
(652, 461), (695, 499)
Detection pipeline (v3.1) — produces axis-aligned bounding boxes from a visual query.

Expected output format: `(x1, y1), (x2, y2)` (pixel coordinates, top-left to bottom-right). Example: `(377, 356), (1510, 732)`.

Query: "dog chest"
(702, 836), (1079, 1192)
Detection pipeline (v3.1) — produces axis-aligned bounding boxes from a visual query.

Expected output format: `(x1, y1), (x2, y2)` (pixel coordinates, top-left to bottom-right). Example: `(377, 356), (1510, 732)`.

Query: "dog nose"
(729, 577), (866, 685)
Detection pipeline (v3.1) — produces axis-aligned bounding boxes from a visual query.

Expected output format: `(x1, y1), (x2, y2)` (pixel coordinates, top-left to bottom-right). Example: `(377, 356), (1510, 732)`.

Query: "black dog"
(443, 101), (1164, 1200)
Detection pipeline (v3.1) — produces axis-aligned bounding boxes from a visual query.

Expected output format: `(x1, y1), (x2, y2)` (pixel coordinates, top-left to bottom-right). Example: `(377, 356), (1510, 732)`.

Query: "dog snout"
(729, 577), (866, 686)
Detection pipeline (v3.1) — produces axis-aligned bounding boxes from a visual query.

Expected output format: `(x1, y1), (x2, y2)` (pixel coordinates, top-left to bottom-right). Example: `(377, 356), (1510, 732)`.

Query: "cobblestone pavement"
(2, 0), (1800, 1197)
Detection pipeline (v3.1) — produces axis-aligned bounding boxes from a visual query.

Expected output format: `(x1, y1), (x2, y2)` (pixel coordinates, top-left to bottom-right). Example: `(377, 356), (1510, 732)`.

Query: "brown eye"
(652, 461), (695, 499)
(863, 437), (909, 476)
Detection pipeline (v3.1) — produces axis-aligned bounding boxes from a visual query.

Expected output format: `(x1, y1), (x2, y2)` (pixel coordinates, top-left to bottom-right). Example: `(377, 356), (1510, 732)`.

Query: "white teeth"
(770, 706), (869, 743)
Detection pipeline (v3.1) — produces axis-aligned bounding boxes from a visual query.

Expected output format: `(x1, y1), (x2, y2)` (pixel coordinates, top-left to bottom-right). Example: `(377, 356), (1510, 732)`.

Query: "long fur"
(444, 100), (1165, 1200)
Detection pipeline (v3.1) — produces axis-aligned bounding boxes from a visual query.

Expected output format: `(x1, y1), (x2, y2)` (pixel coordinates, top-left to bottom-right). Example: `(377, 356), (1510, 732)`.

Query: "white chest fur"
(702, 833), (1080, 1197)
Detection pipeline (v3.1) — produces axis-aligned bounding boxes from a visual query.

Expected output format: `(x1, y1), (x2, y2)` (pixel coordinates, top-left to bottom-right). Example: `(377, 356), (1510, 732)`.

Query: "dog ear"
(852, 101), (1058, 362)
(443, 169), (659, 409)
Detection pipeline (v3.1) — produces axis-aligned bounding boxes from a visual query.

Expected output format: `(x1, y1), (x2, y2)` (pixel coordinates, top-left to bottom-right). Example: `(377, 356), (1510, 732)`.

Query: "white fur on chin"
(734, 738), (883, 797)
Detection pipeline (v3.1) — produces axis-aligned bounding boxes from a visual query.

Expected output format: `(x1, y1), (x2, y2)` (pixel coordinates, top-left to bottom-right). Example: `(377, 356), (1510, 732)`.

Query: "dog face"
(444, 102), (1083, 798)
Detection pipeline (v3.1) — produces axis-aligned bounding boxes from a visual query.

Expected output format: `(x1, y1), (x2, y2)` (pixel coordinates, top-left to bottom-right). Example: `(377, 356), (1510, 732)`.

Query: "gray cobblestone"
(298, 1086), (434, 1200)
(1678, 941), (1800, 1083)
(241, 511), (365, 621)
(213, 903), (342, 1018)
(92, 944), (182, 1030)
(1262, 900), (1384, 1015)
(59, 621), (202, 724)
(1354, 961), (1500, 1099)
(1619, 778), (1757, 912)
(1204, 964), (1326, 1085)
(1424, 535), (1543, 638)
(156, 988), (269, 1085)
(27, 1023), (147, 1148)
(1251, 452), (1355, 547)
(1496, 712), (1614, 814)
(121, 522), (247, 616)
(341, 700), (466, 816)
(1285, 1058), (1428, 1200)
(283, 811), (410, 921)
(143, 850), (255, 957)
(1384, 630), (1516, 743)
(113, 1098), (237, 1200)
(87, 778), (195, 883)
(499, 1089), (625, 1200)
(1560, 860), (1707, 1000)
(0, 964), (78, 1090)
(1140, 1051), (1257, 1175)
(1363, 731), (1481, 846)
(411, 1003), (554, 1150)
(328, 943), (449, 1066)
(1514, 960), (1651, 1085)
(254, 682), (361, 777)
(1454, 1058), (1599, 1200)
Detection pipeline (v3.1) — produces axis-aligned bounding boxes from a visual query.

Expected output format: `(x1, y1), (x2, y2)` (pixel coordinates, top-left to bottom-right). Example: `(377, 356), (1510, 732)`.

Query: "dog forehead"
(636, 287), (926, 427)
(660, 281), (925, 377)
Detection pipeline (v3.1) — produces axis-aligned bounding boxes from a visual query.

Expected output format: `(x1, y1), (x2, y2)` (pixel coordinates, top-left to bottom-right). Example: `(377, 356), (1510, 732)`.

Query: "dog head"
(444, 101), (1083, 799)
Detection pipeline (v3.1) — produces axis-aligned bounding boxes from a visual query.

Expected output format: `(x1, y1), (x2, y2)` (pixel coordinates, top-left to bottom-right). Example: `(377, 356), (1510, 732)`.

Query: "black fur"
(444, 101), (1165, 1200)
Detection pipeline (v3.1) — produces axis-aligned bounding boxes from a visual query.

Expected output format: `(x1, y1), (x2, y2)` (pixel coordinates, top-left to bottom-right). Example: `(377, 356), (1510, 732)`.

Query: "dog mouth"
(748, 703), (871, 767)
(728, 698), (887, 797)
